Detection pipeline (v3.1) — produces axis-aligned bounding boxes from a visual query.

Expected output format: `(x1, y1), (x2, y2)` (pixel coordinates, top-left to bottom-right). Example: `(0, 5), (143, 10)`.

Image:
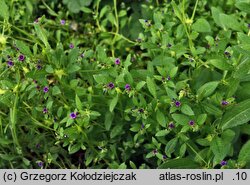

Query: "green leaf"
(197, 114), (207, 125)
(146, 77), (157, 98)
(105, 111), (114, 131)
(234, 57), (250, 79)
(67, 65), (81, 73)
(0, 0), (9, 20)
(165, 137), (178, 157)
(211, 7), (223, 27)
(136, 81), (146, 91)
(172, 114), (190, 126)
(169, 67), (178, 78)
(156, 110), (166, 127)
(181, 104), (194, 116)
(109, 95), (118, 112)
(69, 48), (79, 63)
(171, 1), (182, 21)
(45, 65), (54, 73)
(235, 2), (250, 13)
(219, 14), (242, 31)
(158, 158), (200, 169)
(129, 161), (137, 169)
(221, 99), (250, 130)
(52, 86), (61, 95)
(238, 141), (250, 165)
(210, 136), (229, 165)
(197, 81), (219, 99)
(110, 124), (123, 139)
(75, 94), (82, 110)
(34, 24), (50, 48)
(93, 74), (108, 84)
(192, 18), (211, 32)
(15, 40), (32, 57)
(209, 59), (231, 70)
(155, 130), (169, 137)
(68, 143), (81, 154)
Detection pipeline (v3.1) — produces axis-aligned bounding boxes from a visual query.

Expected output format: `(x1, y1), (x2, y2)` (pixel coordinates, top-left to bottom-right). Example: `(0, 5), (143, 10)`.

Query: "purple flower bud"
(36, 85), (41, 90)
(43, 108), (48, 114)
(167, 43), (172, 48)
(153, 149), (158, 155)
(175, 101), (181, 107)
(69, 43), (74, 49)
(221, 100), (229, 106)
(115, 58), (120, 65)
(34, 18), (39, 23)
(138, 108), (144, 113)
(220, 160), (227, 166)
(141, 124), (145, 129)
(33, 80), (38, 84)
(168, 122), (175, 129)
(163, 155), (167, 160)
(35, 143), (41, 148)
(43, 86), (49, 93)
(37, 161), (44, 167)
(18, 54), (25, 61)
(7, 60), (14, 67)
(167, 76), (171, 81)
(36, 64), (42, 70)
(60, 19), (66, 25)
(125, 84), (131, 91)
(107, 82), (115, 89)
(189, 120), (195, 126)
(70, 112), (77, 119)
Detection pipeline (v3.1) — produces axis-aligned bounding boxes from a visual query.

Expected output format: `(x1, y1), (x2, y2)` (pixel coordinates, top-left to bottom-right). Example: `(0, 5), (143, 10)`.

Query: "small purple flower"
(125, 84), (131, 91)
(60, 19), (66, 25)
(115, 58), (121, 65)
(167, 76), (171, 81)
(189, 120), (195, 126)
(220, 160), (227, 166)
(33, 80), (38, 84)
(70, 112), (77, 119)
(80, 53), (84, 58)
(18, 54), (25, 61)
(107, 82), (115, 89)
(7, 60), (14, 67)
(36, 64), (42, 70)
(37, 161), (44, 168)
(175, 101), (181, 107)
(168, 122), (175, 129)
(153, 149), (158, 155)
(163, 155), (167, 160)
(34, 18), (39, 23)
(35, 143), (41, 148)
(141, 124), (145, 129)
(69, 43), (74, 49)
(43, 86), (49, 93)
(138, 108), (144, 113)
(221, 100), (229, 106)
(43, 108), (48, 114)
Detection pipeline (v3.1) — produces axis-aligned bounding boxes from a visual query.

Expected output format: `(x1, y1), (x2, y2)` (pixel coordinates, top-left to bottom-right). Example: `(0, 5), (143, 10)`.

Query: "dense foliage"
(0, 0), (250, 169)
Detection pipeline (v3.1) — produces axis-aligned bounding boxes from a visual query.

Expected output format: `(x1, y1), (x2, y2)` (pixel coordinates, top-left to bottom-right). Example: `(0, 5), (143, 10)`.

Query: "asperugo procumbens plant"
(0, 0), (250, 169)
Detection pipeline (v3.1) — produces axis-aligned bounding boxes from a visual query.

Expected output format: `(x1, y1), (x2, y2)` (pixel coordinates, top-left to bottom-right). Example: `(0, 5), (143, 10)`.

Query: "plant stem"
(186, 142), (208, 166)
(191, 0), (199, 21)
